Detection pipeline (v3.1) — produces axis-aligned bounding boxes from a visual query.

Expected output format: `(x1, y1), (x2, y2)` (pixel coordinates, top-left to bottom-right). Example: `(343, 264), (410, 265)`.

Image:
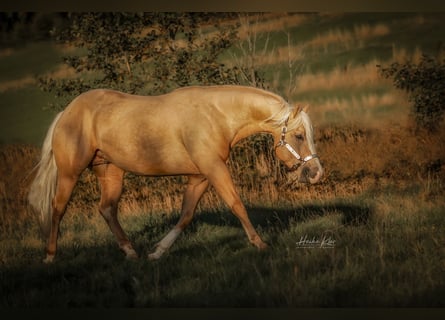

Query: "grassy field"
(0, 13), (445, 308)
(1, 199), (443, 307)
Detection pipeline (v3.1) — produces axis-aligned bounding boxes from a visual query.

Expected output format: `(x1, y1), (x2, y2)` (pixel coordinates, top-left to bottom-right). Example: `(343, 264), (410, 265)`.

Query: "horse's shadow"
(136, 202), (373, 241)
(212, 203), (372, 228)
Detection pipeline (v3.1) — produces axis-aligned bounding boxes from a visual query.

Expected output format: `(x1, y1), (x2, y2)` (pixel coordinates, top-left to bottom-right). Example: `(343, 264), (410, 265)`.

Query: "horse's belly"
(93, 107), (203, 176)
(123, 157), (200, 176)
(99, 145), (201, 176)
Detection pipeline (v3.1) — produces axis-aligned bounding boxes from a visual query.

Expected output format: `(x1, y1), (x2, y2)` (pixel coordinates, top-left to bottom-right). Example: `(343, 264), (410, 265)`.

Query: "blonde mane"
(264, 103), (316, 154)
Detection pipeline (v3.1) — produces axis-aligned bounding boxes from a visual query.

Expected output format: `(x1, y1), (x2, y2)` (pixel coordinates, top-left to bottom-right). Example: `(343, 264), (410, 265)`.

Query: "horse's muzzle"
(298, 164), (323, 184)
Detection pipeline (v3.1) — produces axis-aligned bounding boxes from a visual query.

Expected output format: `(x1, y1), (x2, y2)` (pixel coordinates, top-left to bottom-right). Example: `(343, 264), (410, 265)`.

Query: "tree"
(0, 13), (68, 45)
(378, 54), (445, 132)
(39, 12), (244, 110)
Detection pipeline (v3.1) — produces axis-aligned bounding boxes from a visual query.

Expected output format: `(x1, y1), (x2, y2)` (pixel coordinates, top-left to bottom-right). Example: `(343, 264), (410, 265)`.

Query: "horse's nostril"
(309, 167), (319, 179)
(298, 165), (322, 184)
(301, 166), (310, 178)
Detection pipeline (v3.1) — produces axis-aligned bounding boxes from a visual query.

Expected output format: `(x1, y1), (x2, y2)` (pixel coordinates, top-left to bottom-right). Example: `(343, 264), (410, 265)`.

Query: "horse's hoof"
(43, 255), (54, 264)
(250, 235), (268, 250)
(121, 244), (138, 260)
(148, 246), (166, 260)
(148, 253), (160, 260)
(148, 250), (164, 260)
(125, 252), (139, 260)
(256, 242), (269, 250)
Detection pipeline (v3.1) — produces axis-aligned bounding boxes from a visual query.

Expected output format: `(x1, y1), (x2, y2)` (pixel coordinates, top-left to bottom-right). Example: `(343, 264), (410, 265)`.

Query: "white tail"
(28, 112), (64, 236)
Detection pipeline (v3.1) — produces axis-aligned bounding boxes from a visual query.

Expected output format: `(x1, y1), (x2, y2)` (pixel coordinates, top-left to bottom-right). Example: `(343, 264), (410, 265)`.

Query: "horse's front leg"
(206, 161), (268, 250)
(148, 175), (209, 260)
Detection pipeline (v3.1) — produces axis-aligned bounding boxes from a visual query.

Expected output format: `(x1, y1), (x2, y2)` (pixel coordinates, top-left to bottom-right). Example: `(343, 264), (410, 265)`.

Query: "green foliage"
(378, 54), (445, 132)
(0, 13), (68, 45)
(38, 13), (245, 110)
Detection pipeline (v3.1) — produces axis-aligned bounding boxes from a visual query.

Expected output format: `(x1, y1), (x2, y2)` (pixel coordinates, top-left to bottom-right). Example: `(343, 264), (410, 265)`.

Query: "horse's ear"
(290, 104), (309, 118)
(290, 104), (302, 118)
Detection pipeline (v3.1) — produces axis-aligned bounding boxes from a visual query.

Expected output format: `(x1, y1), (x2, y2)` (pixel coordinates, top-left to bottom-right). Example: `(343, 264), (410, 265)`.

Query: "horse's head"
(273, 106), (323, 184)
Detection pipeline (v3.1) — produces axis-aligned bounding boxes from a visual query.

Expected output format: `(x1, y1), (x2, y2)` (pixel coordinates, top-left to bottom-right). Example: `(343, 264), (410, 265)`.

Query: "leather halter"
(274, 117), (318, 171)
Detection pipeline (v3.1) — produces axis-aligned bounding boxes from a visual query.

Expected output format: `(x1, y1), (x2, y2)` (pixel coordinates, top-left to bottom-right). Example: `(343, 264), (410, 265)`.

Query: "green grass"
(1, 186), (444, 307)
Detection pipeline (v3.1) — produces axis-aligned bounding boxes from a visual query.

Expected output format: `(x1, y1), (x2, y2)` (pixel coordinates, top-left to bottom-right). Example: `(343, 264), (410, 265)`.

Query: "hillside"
(1, 13), (445, 144)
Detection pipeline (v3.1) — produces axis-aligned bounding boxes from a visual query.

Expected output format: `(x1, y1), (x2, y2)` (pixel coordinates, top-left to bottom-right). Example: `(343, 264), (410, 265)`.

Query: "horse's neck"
(229, 95), (284, 147)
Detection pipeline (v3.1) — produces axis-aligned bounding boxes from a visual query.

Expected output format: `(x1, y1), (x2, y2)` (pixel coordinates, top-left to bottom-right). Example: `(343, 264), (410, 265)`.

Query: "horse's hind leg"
(44, 173), (78, 263)
(92, 163), (138, 259)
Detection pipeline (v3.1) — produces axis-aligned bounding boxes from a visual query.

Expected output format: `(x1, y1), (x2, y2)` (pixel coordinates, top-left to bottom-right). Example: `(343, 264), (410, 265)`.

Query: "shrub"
(378, 54), (445, 132)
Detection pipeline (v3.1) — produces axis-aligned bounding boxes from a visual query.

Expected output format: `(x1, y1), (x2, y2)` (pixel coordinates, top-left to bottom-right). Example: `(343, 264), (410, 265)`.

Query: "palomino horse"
(28, 85), (323, 263)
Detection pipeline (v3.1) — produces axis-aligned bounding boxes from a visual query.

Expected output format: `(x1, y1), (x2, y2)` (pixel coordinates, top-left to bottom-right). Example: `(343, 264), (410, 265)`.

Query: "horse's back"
(62, 86), (278, 118)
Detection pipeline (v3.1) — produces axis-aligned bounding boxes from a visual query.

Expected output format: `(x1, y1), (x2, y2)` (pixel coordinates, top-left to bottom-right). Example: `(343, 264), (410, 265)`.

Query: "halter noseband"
(274, 117), (318, 171)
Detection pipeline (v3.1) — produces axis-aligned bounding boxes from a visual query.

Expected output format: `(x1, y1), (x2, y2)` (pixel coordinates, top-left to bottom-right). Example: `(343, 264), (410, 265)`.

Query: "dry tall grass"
(307, 23), (390, 53)
(295, 60), (384, 93)
(235, 13), (310, 41)
(229, 19), (391, 69)
(1, 124), (443, 237)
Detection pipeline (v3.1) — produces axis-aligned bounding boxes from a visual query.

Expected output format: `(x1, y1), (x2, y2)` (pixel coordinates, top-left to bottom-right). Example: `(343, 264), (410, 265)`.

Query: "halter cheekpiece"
(275, 117), (318, 171)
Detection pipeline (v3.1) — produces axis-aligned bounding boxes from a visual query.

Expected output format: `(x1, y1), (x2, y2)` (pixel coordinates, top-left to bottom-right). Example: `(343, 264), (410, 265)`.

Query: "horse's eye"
(295, 134), (304, 141)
